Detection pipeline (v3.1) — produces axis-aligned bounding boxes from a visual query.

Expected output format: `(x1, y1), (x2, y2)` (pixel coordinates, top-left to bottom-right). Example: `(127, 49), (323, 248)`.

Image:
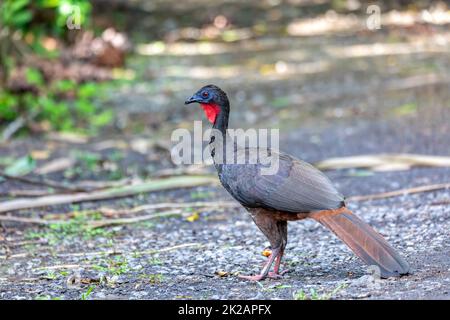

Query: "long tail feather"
(310, 208), (410, 278)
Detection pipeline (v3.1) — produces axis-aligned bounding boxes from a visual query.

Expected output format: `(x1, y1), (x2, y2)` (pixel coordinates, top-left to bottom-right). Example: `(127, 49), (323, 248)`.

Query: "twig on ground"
(0, 170), (87, 192)
(96, 200), (239, 216)
(151, 165), (210, 178)
(0, 190), (58, 197)
(0, 175), (218, 213)
(347, 183), (450, 202)
(0, 215), (56, 225)
(34, 157), (75, 175)
(33, 264), (88, 271)
(0, 210), (183, 227)
(1, 110), (39, 143)
(0, 201), (237, 225)
(316, 153), (450, 171)
(0, 277), (42, 282)
(0, 242), (205, 260)
(88, 210), (183, 228)
(1, 116), (26, 143)
(430, 199), (450, 206)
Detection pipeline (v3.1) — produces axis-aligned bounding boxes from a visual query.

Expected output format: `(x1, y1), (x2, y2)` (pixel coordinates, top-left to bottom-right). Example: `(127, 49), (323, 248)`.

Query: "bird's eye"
(202, 91), (209, 98)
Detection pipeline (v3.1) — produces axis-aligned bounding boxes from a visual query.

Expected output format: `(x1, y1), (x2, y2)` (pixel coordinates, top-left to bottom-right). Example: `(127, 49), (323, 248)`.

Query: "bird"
(185, 84), (410, 281)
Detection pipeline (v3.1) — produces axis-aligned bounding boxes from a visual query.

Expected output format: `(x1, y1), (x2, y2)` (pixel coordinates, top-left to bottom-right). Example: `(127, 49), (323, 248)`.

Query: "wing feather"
(220, 149), (344, 213)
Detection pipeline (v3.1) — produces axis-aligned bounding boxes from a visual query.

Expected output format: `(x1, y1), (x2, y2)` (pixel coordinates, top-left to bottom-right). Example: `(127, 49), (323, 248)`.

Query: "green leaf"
(75, 99), (95, 116)
(92, 110), (113, 127)
(4, 155), (36, 176)
(271, 97), (291, 108)
(10, 0), (30, 13)
(0, 92), (19, 120)
(11, 11), (32, 28)
(25, 68), (44, 86)
(393, 103), (417, 116)
(78, 82), (98, 99)
(54, 79), (76, 93)
(38, 0), (61, 8)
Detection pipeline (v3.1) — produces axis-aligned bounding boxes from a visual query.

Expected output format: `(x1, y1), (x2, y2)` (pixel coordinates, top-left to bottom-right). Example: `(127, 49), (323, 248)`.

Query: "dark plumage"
(185, 85), (410, 281)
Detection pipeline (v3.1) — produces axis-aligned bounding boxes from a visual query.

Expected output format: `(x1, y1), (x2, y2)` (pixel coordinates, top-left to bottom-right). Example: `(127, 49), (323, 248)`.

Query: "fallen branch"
(316, 153), (450, 171)
(34, 157), (75, 175)
(0, 190), (55, 197)
(96, 200), (239, 216)
(88, 210), (183, 228)
(347, 183), (450, 202)
(0, 175), (217, 213)
(1, 116), (27, 142)
(0, 215), (56, 225)
(0, 201), (239, 225)
(430, 199), (450, 206)
(0, 242), (205, 260)
(1, 110), (39, 143)
(33, 264), (89, 271)
(68, 242), (204, 258)
(0, 170), (87, 192)
(151, 165), (210, 178)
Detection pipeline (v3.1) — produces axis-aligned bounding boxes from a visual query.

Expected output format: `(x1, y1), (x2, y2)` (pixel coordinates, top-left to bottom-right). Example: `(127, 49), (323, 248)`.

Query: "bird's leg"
(240, 210), (289, 281)
(268, 248), (290, 278)
(238, 247), (280, 281)
(269, 219), (289, 278)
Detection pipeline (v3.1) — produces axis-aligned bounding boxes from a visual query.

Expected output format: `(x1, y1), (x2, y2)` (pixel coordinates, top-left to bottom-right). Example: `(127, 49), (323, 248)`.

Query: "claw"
(268, 269), (290, 279)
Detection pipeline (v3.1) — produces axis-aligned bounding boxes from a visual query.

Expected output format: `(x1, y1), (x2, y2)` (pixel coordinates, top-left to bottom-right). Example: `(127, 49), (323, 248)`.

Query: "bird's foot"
(238, 269), (290, 281)
(268, 269), (290, 279)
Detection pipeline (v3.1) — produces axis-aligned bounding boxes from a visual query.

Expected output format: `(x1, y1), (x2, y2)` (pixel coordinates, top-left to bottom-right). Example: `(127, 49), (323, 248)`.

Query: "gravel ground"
(1, 116), (449, 300)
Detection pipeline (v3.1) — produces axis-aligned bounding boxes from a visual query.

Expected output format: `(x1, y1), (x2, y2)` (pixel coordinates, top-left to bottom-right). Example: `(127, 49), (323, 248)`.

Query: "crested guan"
(185, 85), (410, 281)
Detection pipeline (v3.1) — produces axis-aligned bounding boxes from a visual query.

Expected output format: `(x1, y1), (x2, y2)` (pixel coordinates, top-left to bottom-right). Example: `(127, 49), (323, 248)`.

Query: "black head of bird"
(185, 84), (230, 124)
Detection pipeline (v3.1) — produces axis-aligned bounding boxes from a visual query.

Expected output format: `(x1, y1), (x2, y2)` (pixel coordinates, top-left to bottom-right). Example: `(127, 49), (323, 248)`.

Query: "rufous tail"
(310, 208), (410, 278)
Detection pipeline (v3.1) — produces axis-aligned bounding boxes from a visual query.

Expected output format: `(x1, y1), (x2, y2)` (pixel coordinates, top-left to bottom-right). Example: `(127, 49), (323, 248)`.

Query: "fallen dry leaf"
(262, 248), (272, 257)
(46, 132), (89, 144)
(30, 150), (50, 160)
(186, 212), (200, 222)
(35, 157), (76, 175)
(216, 270), (229, 277)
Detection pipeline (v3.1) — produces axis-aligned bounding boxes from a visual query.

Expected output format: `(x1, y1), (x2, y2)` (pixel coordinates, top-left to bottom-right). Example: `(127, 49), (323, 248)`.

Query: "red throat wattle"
(200, 103), (220, 123)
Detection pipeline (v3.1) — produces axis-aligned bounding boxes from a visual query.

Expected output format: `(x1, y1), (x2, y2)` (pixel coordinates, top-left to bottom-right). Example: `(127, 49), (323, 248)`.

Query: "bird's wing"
(221, 149), (344, 213)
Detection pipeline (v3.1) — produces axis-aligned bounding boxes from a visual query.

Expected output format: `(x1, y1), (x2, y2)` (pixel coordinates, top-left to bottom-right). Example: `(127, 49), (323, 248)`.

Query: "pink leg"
(238, 248), (279, 281)
(268, 249), (290, 278)
(239, 247), (289, 281)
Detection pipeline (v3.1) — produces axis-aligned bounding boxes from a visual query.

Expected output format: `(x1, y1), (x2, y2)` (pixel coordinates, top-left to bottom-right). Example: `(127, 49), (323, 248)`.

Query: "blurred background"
(0, 0), (449, 300)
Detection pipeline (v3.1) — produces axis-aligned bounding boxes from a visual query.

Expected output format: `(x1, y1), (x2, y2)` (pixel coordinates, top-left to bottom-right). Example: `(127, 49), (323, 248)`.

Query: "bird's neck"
(209, 102), (231, 171)
(212, 105), (229, 134)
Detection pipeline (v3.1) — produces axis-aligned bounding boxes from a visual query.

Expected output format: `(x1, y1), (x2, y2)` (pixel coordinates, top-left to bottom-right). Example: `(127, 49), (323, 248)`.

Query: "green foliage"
(0, 74), (115, 133)
(35, 294), (63, 300)
(25, 211), (113, 245)
(24, 67), (44, 86)
(139, 273), (165, 284)
(0, 0), (91, 81)
(4, 154), (36, 176)
(392, 102), (418, 116)
(0, 0), (91, 36)
(80, 285), (95, 300)
(293, 283), (348, 300)
(92, 255), (130, 276)
(1, 0), (33, 31)
(0, 93), (19, 121)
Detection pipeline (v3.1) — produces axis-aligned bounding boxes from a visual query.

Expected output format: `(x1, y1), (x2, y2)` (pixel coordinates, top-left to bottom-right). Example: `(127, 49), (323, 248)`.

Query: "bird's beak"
(184, 95), (199, 105)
